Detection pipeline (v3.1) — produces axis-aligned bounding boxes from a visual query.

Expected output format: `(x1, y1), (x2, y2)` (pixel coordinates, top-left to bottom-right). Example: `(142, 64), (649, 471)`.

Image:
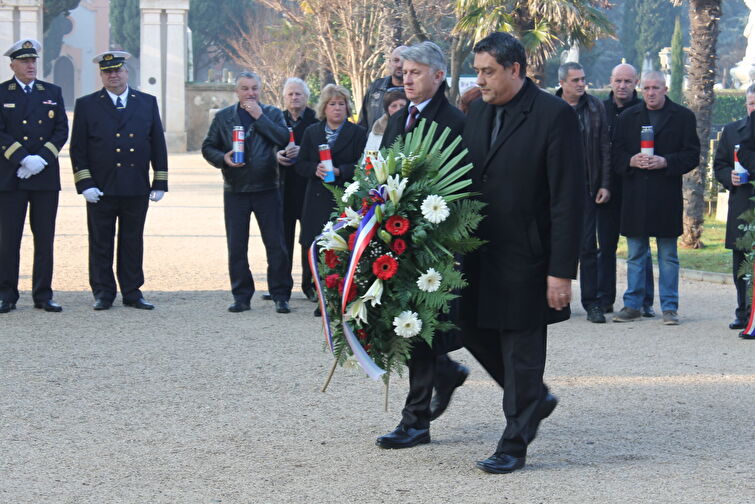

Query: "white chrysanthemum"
(317, 224), (348, 251)
(417, 268), (442, 292)
(346, 298), (368, 325)
(386, 174), (408, 204)
(342, 181), (360, 202)
(421, 194), (450, 224)
(393, 310), (422, 338)
(361, 278), (384, 307)
(339, 206), (362, 228)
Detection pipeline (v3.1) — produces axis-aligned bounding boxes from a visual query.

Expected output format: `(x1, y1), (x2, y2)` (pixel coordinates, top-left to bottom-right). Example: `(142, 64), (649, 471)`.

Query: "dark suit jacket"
(461, 78), (584, 331)
(0, 78), (68, 191)
(70, 87), (168, 196)
(612, 98), (700, 237)
(282, 107), (318, 219)
(296, 120), (367, 246)
(714, 117), (752, 249)
(380, 81), (464, 150)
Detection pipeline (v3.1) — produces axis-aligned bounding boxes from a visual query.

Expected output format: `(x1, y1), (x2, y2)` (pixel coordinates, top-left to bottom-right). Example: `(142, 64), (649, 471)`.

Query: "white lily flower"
(338, 206), (362, 228)
(361, 278), (384, 307)
(417, 268), (442, 292)
(373, 153), (388, 183)
(421, 194), (450, 224)
(346, 298), (369, 325)
(386, 174), (408, 204)
(342, 181), (360, 202)
(317, 224), (349, 251)
(393, 310), (422, 338)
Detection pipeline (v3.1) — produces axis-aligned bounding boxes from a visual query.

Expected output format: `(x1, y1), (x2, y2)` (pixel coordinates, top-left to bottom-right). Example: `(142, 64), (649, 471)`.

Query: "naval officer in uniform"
(69, 51), (168, 310)
(0, 39), (68, 313)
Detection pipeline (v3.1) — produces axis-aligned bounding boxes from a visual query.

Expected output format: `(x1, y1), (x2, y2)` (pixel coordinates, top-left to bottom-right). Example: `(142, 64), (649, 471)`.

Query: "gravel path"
(1, 153), (752, 503)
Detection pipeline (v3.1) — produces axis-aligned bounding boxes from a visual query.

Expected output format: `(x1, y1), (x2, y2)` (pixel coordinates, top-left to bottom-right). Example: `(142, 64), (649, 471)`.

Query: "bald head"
(389, 45), (409, 84)
(610, 63), (638, 106)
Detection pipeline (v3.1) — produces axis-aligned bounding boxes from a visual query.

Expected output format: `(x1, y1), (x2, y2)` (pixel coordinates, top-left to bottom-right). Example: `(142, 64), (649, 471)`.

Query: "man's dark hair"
(473, 32), (527, 78)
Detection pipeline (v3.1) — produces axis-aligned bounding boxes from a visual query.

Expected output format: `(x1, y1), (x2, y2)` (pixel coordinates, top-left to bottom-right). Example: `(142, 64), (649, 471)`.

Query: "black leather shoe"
(376, 424), (430, 449)
(729, 318), (747, 330)
(275, 300), (290, 313)
(262, 293), (272, 301)
(303, 289), (318, 303)
(0, 300), (16, 313)
(34, 300), (62, 312)
(587, 306), (606, 323)
(476, 453), (526, 474)
(228, 301), (251, 313)
(124, 298), (155, 310)
(430, 364), (470, 421)
(93, 298), (112, 311)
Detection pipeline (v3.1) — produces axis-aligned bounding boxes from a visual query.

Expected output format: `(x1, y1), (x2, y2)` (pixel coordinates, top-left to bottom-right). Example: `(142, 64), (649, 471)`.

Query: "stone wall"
(185, 82), (236, 151)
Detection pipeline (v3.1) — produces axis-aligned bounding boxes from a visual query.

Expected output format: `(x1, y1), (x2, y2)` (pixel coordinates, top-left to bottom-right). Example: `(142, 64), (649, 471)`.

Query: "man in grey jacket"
(202, 71), (293, 314)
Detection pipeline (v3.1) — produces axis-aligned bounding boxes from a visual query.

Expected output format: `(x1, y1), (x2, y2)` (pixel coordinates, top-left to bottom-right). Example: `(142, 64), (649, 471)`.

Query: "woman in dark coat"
(295, 84), (367, 314)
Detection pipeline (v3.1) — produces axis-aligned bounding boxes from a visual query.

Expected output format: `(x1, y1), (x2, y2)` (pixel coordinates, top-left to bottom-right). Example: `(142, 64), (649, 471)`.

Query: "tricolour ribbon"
(740, 257), (755, 338)
(309, 202), (386, 380)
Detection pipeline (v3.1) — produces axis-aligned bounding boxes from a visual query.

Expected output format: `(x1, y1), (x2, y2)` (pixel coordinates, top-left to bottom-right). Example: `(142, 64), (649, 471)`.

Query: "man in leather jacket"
(202, 71), (293, 314)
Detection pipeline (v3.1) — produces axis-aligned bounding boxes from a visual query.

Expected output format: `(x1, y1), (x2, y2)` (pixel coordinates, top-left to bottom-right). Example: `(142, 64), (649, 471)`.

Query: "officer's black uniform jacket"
(70, 87), (168, 195)
(0, 78), (68, 191)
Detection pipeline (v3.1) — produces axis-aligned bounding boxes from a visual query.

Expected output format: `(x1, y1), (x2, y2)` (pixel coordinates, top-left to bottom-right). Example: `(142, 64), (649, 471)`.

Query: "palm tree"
(674, 0), (722, 249)
(453, 0), (614, 85)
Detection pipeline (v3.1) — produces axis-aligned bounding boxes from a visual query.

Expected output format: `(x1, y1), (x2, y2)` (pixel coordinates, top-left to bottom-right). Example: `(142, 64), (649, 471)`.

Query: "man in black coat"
(70, 51), (168, 311)
(461, 32), (583, 474)
(375, 41), (470, 450)
(202, 71), (293, 314)
(713, 84), (755, 331)
(0, 39), (68, 313)
(555, 62), (611, 324)
(611, 71), (700, 326)
(602, 63), (655, 317)
(357, 45), (407, 131)
(276, 77), (319, 302)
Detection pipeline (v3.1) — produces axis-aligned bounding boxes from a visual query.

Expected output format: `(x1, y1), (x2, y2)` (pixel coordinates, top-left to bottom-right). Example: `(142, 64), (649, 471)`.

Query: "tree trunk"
(392, 0), (403, 46)
(448, 35), (469, 106)
(681, 0), (721, 249)
(405, 0), (428, 42)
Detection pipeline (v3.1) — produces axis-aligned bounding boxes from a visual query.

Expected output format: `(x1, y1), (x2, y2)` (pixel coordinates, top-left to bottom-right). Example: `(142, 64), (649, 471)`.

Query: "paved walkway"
(1, 153), (752, 503)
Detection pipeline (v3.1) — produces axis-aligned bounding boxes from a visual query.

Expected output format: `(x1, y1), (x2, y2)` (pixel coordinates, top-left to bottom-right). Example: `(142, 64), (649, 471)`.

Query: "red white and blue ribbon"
(740, 257), (755, 338)
(308, 195), (387, 380)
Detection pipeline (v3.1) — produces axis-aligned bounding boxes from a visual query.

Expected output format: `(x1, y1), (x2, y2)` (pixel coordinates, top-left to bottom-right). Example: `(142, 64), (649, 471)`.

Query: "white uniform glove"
(22, 155), (47, 175)
(82, 187), (104, 203)
(149, 190), (164, 202)
(16, 165), (32, 179)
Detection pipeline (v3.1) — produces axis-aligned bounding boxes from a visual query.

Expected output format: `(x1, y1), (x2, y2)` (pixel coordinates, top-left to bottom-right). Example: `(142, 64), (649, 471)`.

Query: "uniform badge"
(49, 110), (54, 118)
(3, 103), (15, 108)
(372, 92), (381, 100)
(22, 41), (33, 49)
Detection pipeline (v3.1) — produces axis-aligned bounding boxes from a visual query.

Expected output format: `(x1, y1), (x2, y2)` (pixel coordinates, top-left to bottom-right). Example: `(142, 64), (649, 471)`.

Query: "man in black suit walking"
(461, 32), (583, 473)
(375, 41), (470, 450)
(0, 39), (68, 313)
(70, 51), (168, 311)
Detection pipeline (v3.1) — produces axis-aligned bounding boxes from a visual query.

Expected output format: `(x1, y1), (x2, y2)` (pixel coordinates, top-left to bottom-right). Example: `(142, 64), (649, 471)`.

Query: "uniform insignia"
(35, 83), (44, 90)
(42, 100), (57, 105)
(8, 83), (16, 91)
(3, 103), (14, 108)
(372, 92), (381, 100)
(48, 110), (55, 119)
(22, 41), (33, 49)
(104, 53), (114, 61)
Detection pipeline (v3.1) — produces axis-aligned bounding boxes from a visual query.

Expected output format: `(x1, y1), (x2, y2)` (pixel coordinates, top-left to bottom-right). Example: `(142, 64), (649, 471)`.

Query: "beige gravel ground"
(1, 153), (753, 504)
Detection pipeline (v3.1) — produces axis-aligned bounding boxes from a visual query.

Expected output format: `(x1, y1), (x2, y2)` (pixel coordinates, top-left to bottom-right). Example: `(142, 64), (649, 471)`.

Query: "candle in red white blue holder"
(640, 125), (654, 155)
(232, 126), (245, 164)
(319, 144), (336, 183)
(734, 144), (749, 183)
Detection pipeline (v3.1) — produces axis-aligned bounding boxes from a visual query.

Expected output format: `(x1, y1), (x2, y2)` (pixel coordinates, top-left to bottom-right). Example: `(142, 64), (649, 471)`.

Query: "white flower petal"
(417, 268), (442, 292)
(392, 310), (422, 338)
(420, 194), (450, 224)
(342, 181), (360, 202)
(361, 278), (384, 306)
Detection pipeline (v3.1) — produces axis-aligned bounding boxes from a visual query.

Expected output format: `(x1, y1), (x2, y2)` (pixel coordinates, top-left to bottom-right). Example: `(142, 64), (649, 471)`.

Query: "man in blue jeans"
(611, 71), (700, 325)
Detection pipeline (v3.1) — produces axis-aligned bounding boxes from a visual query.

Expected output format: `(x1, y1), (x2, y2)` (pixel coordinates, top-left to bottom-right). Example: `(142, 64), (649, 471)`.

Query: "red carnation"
(357, 329), (368, 341)
(373, 254), (398, 280)
(324, 249), (340, 268)
(391, 238), (407, 255)
(348, 232), (357, 250)
(385, 215), (410, 236)
(325, 274), (341, 289)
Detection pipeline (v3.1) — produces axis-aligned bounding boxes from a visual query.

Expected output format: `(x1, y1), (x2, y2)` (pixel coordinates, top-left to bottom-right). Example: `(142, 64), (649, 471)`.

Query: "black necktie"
(24, 84), (31, 94)
(115, 96), (125, 111)
(406, 105), (420, 131)
(490, 107), (504, 147)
